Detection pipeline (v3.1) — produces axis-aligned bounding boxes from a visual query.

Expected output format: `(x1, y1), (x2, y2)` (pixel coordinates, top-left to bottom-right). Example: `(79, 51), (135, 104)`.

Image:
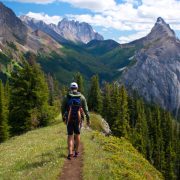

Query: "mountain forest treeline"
(0, 55), (61, 139)
(0, 58), (179, 180)
(87, 74), (180, 180)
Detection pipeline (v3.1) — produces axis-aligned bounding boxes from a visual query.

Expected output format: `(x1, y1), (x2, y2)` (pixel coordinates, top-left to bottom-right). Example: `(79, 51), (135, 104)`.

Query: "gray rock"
(100, 118), (112, 135)
(57, 18), (104, 43)
(20, 16), (104, 44)
(20, 15), (67, 43)
(120, 17), (180, 118)
(0, 2), (27, 44)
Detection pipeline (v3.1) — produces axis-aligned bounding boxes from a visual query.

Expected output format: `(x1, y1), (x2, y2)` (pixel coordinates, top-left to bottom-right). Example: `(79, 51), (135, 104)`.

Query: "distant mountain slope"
(120, 17), (180, 118)
(0, 2), (62, 55)
(0, 2), (27, 44)
(85, 39), (119, 56)
(20, 16), (104, 44)
(0, 2), (132, 85)
(20, 15), (67, 44)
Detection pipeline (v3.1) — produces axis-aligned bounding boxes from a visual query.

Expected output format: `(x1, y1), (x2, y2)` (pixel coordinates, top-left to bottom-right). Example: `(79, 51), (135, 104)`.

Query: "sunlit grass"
(82, 113), (164, 180)
(0, 116), (67, 180)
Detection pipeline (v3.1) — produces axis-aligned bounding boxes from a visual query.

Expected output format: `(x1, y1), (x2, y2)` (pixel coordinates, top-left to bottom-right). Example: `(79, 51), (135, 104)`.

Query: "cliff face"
(121, 17), (180, 117)
(0, 2), (28, 44)
(57, 18), (104, 43)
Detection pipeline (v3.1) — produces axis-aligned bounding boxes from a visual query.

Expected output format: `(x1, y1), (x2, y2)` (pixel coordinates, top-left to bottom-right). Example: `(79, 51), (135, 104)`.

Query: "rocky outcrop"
(0, 2), (27, 44)
(120, 17), (180, 118)
(56, 18), (104, 43)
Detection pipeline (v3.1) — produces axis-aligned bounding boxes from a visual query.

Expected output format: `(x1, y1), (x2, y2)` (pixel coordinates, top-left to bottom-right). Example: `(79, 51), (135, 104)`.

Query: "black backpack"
(67, 96), (82, 122)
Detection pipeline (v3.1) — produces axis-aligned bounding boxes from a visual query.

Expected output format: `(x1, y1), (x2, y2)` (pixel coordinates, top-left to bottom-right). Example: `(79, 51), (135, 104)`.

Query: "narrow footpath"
(59, 143), (84, 180)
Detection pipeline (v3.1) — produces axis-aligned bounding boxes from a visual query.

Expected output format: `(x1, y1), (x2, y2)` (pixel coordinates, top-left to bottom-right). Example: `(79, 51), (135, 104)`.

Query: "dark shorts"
(67, 119), (81, 135)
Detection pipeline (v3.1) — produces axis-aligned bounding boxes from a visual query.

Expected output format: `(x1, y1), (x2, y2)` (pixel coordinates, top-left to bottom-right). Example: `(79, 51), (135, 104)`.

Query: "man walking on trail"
(61, 82), (90, 160)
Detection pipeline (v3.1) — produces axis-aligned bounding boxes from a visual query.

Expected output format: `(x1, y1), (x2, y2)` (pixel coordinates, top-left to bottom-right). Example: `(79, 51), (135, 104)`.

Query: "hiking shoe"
(74, 151), (79, 157)
(67, 154), (73, 160)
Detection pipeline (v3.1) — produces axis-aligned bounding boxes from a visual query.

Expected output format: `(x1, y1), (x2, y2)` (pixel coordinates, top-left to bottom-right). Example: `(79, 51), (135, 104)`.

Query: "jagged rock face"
(20, 15), (67, 43)
(121, 17), (180, 117)
(0, 2), (27, 44)
(57, 18), (104, 43)
(21, 16), (104, 44)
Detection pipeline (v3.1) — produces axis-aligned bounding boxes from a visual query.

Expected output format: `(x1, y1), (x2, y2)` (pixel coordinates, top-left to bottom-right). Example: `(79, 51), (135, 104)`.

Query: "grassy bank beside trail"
(0, 117), (67, 180)
(82, 114), (164, 180)
(82, 130), (164, 180)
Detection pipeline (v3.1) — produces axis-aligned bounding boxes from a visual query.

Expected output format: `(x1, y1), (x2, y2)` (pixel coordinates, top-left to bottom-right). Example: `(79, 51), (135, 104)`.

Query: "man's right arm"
(61, 96), (67, 121)
(81, 95), (90, 124)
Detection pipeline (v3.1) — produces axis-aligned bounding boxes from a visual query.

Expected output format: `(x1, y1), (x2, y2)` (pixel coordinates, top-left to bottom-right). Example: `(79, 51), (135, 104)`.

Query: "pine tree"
(102, 82), (113, 127)
(119, 86), (130, 138)
(9, 60), (51, 134)
(74, 72), (84, 94)
(31, 62), (51, 126)
(145, 107), (154, 162)
(152, 106), (165, 172)
(110, 85), (130, 138)
(47, 73), (55, 106)
(0, 80), (9, 142)
(9, 63), (32, 134)
(161, 111), (176, 179)
(128, 96), (136, 128)
(111, 83), (121, 135)
(133, 99), (148, 156)
(88, 75), (102, 113)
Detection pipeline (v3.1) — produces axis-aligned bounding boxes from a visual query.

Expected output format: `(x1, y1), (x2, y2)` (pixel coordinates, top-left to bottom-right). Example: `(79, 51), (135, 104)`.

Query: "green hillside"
(0, 114), (163, 180)
(0, 39), (137, 85)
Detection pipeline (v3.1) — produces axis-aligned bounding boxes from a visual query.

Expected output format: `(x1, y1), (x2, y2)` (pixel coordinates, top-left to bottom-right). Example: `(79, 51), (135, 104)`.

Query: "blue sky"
(2, 0), (180, 43)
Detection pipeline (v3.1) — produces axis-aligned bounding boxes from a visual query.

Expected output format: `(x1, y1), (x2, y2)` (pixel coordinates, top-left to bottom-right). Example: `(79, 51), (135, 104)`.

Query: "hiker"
(61, 82), (90, 160)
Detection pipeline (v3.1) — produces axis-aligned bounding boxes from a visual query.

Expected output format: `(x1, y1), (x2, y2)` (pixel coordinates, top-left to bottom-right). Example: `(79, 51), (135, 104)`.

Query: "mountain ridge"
(20, 15), (104, 44)
(0, 2), (28, 44)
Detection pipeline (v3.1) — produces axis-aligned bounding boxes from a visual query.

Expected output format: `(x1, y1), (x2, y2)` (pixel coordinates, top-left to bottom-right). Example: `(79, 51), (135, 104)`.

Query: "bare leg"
(68, 135), (74, 155)
(74, 134), (80, 152)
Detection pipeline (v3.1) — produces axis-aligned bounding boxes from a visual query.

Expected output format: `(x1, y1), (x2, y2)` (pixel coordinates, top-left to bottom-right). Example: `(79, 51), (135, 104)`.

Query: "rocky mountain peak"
(56, 18), (103, 43)
(121, 17), (180, 118)
(156, 17), (166, 24)
(20, 15), (47, 26)
(149, 17), (175, 39)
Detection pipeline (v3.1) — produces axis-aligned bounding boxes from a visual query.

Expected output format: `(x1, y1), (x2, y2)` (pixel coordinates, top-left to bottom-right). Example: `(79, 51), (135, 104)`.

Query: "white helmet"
(70, 82), (78, 89)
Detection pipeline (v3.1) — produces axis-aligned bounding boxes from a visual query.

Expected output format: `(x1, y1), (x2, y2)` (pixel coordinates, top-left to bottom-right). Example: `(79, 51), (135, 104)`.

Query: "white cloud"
(59, 0), (116, 11)
(6, 0), (180, 42)
(7, 0), (117, 10)
(66, 0), (180, 42)
(26, 12), (62, 24)
(118, 31), (148, 44)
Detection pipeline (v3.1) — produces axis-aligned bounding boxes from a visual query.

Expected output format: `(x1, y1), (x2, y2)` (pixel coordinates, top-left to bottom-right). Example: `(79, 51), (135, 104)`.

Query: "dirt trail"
(59, 143), (84, 180)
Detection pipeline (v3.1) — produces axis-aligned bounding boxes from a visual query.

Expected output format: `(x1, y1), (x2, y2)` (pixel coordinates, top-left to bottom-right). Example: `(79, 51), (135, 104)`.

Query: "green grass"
(0, 113), (163, 180)
(82, 130), (164, 180)
(88, 113), (105, 132)
(0, 117), (67, 180)
(82, 113), (164, 180)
